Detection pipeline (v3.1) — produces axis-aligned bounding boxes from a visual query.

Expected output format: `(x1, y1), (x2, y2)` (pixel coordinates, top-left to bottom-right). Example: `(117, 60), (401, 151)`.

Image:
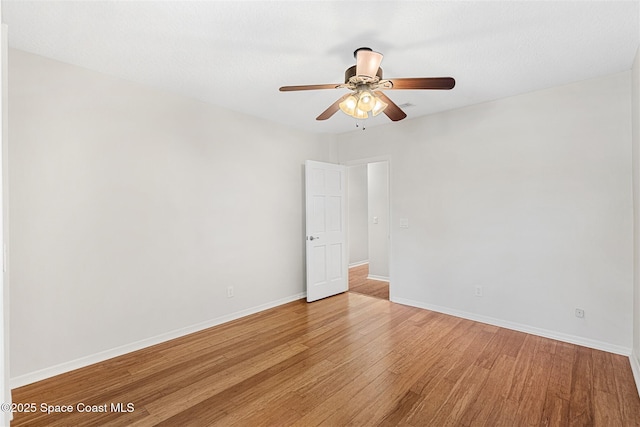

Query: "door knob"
(309, 236), (320, 241)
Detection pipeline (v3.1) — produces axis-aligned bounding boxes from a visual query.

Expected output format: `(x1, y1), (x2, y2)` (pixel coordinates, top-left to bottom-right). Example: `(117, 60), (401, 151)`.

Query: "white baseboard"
(391, 297), (632, 356)
(10, 292), (306, 389)
(349, 260), (369, 268)
(367, 275), (389, 282)
(630, 351), (640, 398)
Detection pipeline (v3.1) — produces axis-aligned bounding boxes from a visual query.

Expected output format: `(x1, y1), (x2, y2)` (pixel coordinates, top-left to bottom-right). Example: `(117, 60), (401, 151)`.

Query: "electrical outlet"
(575, 308), (584, 318)
(227, 286), (234, 298)
(475, 286), (483, 297)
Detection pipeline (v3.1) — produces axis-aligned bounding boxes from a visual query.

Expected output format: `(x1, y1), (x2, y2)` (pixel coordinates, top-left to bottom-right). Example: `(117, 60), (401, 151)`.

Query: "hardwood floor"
(11, 292), (640, 426)
(349, 263), (389, 300)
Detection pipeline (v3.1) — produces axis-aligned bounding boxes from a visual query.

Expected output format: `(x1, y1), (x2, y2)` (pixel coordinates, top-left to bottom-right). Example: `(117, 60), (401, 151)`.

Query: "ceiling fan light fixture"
(351, 108), (368, 119)
(339, 94), (358, 116)
(356, 89), (376, 112)
(340, 89), (387, 119)
(371, 96), (388, 116)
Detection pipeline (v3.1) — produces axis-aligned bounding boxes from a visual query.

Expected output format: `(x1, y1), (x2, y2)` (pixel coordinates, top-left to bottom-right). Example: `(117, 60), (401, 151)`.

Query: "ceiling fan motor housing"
(344, 65), (383, 84)
(353, 47), (373, 57)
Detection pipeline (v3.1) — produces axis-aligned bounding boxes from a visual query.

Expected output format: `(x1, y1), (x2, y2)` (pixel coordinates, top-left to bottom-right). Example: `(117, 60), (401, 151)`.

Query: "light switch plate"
(400, 218), (409, 228)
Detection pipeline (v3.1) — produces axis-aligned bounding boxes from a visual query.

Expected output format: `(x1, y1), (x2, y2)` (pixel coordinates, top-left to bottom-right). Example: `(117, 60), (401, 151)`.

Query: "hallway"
(348, 264), (389, 300)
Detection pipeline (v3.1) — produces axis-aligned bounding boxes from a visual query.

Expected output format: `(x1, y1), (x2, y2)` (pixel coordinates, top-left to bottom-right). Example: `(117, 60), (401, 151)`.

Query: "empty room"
(1, 1), (640, 425)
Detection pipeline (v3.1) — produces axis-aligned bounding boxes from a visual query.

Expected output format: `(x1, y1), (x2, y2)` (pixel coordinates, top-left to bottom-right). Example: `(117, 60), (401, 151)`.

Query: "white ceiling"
(2, 1), (639, 134)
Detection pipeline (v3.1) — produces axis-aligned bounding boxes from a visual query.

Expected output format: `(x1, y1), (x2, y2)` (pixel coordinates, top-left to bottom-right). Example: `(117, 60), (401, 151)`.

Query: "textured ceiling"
(2, 1), (639, 134)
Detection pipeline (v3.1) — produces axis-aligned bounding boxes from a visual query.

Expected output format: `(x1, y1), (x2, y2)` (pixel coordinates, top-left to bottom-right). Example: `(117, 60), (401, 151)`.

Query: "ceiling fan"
(279, 47), (455, 122)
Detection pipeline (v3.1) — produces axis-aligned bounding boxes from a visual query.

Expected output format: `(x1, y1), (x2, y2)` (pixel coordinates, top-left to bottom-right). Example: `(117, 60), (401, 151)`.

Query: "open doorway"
(347, 161), (390, 300)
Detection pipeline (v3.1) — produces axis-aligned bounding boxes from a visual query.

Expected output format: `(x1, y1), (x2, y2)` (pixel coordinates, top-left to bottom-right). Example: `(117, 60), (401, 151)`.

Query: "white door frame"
(1, 20), (10, 427)
(344, 156), (392, 299)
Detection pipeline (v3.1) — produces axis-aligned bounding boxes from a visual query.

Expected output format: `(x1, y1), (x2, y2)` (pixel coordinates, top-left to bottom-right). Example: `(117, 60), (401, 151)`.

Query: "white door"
(305, 160), (348, 302)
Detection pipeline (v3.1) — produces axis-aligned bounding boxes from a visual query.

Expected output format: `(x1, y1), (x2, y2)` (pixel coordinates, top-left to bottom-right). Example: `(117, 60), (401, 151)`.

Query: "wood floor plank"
(426, 364), (492, 426)
(290, 351), (403, 426)
(475, 327), (526, 370)
(376, 390), (423, 427)
(10, 293), (640, 426)
(593, 388), (624, 427)
(459, 354), (517, 426)
(442, 322), (497, 383)
(514, 336), (555, 426)
(612, 354), (640, 425)
(287, 314), (423, 423)
(219, 308), (417, 425)
(569, 346), (595, 426)
(347, 321), (473, 425)
(317, 369), (399, 426)
(404, 322), (496, 426)
(404, 318), (473, 395)
(539, 395), (570, 427)
(538, 341), (576, 426)
(506, 334), (539, 402)
(593, 349), (618, 394)
(155, 353), (336, 426)
(142, 343), (310, 420)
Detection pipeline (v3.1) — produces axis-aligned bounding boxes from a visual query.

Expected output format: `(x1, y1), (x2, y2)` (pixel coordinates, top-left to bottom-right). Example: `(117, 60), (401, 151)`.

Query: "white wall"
(347, 164), (368, 265)
(8, 49), (336, 384)
(338, 72), (633, 353)
(367, 161), (389, 280)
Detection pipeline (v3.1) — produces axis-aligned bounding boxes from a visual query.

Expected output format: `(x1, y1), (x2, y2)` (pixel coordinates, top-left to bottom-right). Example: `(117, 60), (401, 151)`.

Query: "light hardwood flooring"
(11, 292), (640, 426)
(349, 263), (389, 300)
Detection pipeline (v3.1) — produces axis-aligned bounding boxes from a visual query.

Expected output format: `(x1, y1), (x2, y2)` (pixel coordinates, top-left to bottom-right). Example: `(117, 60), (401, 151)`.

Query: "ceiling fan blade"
(387, 77), (455, 90)
(374, 92), (407, 121)
(316, 94), (350, 121)
(356, 49), (383, 78)
(279, 84), (342, 92)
